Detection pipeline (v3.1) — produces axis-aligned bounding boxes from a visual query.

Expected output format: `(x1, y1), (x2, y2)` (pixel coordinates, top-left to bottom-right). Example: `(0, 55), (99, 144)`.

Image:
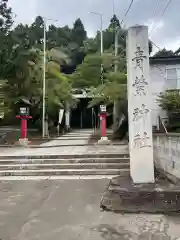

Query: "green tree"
(43, 49), (77, 127)
(0, 0), (13, 33)
(0, 0), (13, 76)
(71, 54), (102, 88)
(2, 45), (74, 125)
(83, 38), (99, 54)
(47, 24), (72, 49)
(109, 14), (120, 30)
(157, 90), (180, 111)
(154, 48), (174, 57)
(71, 18), (87, 46)
(157, 89), (180, 130)
(175, 47), (180, 55)
(29, 16), (44, 48)
(71, 51), (127, 106)
(71, 52), (121, 87)
(0, 0), (13, 118)
(0, 11), (127, 132)
(88, 72), (126, 107)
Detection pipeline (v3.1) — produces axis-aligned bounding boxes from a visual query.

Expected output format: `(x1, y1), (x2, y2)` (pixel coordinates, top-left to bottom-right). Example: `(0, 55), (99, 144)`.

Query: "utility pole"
(100, 14), (103, 56)
(90, 12), (109, 143)
(114, 27), (121, 73)
(113, 27), (123, 131)
(91, 12), (103, 54)
(113, 27), (118, 130)
(42, 17), (58, 138)
(90, 12), (103, 83)
(100, 14), (104, 84)
(42, 19), (46, 138)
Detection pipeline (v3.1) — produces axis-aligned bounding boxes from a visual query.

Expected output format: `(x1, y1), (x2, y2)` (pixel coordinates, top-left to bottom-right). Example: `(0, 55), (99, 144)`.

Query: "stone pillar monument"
(127, 25), (154, 183)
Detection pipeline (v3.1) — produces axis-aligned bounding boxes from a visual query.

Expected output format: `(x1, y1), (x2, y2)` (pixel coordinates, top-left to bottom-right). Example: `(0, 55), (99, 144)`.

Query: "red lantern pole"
(16, 115), (32, 146)
(98, 105), (109, 144)
(101, 112), (107, 138)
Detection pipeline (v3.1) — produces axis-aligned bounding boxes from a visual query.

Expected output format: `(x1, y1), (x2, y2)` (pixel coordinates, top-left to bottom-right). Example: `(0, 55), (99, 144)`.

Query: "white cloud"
(8, 0), (38, 24)
(145, 19), (164, 36)
(151, 36), (180, 55)
(162, 37), (180, 51)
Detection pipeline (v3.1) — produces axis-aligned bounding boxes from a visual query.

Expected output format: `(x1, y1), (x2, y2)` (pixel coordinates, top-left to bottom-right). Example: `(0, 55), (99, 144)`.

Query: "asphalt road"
(0, 179), (180, 240)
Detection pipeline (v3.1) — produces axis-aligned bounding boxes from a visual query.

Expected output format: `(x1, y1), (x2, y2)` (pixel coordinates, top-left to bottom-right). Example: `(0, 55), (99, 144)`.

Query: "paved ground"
(1, 129), (179, 239)
(0, 129), (92, 156)
(0, 179), (180, 240)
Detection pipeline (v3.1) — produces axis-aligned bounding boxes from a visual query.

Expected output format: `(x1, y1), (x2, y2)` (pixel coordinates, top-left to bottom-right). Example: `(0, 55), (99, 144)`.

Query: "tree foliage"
(0, 0), (13, 33)
(154, 48), (175, 57)
(1, 5), (156, 133)
(157, 90), (180, 111)
(71, 18), (87, 46)
(1, 1), (165, 137)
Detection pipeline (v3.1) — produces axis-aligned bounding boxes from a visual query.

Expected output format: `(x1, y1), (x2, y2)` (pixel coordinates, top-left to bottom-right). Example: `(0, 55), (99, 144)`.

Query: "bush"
(157, 89), (180, 111)
(158, 90), (180, 130)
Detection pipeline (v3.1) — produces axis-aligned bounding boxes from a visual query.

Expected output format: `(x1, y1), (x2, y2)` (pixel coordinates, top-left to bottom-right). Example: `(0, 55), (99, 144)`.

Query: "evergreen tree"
(29, 16), (44, 48)
(0, 0), (13, 33)
(109, 14), (120, 30)
(154, 48), (174, 57)
(71, 18), (87, 46)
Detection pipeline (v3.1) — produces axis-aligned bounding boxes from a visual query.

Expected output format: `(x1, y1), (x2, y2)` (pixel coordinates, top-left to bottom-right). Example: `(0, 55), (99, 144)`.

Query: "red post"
(16, 115), (32, 141)
(98, 105), (109, 143)
(21, 119), (27, 139)
(101, 113), (106, 137)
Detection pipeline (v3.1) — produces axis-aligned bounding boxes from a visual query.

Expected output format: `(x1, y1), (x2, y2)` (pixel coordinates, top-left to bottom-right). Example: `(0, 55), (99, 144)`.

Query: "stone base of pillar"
(98, 136), (110, 145)
(19, 138), (29, 146)
(100, 174), (180, 213)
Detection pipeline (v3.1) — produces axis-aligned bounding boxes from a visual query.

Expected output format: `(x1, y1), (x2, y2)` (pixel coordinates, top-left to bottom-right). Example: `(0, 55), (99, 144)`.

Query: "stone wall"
(154, 133), (180, 182)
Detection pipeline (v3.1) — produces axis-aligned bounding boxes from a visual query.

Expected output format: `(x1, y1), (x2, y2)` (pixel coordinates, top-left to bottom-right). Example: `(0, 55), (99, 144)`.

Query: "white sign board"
(100, 105), (106, 112)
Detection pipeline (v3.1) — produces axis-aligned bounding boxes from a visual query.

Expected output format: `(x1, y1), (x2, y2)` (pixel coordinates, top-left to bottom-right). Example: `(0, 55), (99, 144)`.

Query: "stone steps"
(0, 154), (130, 179)
(0, 176), (117, 180)
(0, 153), (129, 159)
(0, 169), (129, 177)
(0, 157), (129, 164)
(0, 163), (130, 170)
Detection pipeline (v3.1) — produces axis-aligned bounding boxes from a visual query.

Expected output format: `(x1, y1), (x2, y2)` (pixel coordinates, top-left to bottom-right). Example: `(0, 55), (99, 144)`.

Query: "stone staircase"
(0, 153), (130, 179)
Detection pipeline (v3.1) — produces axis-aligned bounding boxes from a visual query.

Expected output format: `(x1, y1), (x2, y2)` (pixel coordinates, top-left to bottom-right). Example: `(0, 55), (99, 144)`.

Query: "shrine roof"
(150, 56), (180, 65)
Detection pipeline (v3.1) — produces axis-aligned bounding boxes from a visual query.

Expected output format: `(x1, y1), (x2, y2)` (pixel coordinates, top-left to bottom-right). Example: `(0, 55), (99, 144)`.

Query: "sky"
(8, 0), (180, 53)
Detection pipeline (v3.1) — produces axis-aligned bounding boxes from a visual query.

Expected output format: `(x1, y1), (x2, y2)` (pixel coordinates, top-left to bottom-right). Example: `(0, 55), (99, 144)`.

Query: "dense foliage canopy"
(1, 0), (175, 130)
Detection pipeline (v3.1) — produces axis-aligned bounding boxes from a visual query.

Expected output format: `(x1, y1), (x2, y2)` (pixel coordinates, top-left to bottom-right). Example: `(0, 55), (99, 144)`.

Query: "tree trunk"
(113, 100), (121, 132)
(44, 115), (49, 137)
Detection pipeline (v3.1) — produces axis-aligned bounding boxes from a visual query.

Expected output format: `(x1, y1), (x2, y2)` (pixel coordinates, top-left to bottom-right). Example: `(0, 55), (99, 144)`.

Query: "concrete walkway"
(0, 179), (180, 240)
(0, 129), (128, 157)
(39, 129), (92, 146)
(0, 129), (92, 156)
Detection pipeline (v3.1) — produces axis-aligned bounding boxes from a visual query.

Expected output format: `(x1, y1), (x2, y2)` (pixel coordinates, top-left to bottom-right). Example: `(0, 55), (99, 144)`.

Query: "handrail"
(158, 116), (168, 134)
